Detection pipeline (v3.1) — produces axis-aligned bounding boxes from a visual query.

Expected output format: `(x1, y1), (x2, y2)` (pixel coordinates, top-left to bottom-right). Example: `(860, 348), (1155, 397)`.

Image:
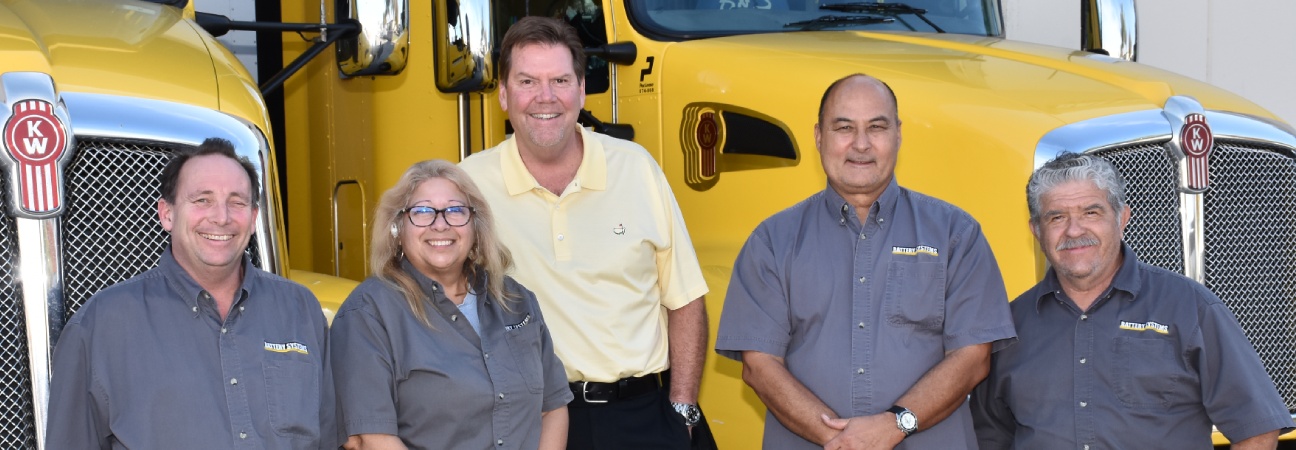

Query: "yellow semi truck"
(3, 0), (1295, 448)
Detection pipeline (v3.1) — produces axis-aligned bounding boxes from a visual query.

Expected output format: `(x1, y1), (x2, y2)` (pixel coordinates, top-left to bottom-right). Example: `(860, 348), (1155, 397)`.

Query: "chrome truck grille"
(0, 182), (37, 450)
(1096, 140), (1296, 411)
(62, 141), (173, 316)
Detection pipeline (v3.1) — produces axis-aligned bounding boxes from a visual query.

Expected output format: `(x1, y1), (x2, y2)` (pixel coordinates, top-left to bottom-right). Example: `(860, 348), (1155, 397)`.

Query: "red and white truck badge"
(1181, 113), (1213, 191)
(3, 99), (70, 216)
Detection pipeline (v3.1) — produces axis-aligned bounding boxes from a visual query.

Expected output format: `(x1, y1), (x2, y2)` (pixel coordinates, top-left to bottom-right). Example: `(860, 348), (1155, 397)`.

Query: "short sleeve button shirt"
(330, 262), (572, 449)
(716, 180), (1016, 450)
(46, 249), (336, 450)
(972, 244), (1295, 449)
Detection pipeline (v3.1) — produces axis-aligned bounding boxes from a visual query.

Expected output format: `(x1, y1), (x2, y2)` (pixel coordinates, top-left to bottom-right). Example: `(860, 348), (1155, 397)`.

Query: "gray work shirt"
(330, 260), (572, 450)
(716, 180), (1017, 449)
(46, 248), (336, 450)
(972, 244), (1295, 449)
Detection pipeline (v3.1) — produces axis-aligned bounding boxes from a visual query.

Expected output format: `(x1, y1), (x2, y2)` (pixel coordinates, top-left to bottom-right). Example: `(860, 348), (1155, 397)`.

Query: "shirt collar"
(158, 247), (256, 317)
(500, 126), (607, 196)
(820, 177), (901, 228)
(1033, 242), (1143, 313)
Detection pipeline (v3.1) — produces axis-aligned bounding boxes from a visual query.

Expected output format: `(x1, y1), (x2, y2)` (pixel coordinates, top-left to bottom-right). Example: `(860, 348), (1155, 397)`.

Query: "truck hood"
(658, 31), (1280, 293)
(662, 31), (1275, 123)
(0, 0), (220, 110)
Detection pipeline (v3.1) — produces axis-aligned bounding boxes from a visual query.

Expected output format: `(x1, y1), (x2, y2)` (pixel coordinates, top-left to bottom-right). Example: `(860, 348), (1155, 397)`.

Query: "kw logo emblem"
(1180, 113), (1213, 192)
(4, 99), (69, 215)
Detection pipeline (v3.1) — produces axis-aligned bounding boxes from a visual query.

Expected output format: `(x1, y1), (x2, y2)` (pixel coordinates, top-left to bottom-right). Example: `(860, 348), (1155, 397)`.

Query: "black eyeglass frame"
(399, 205), (475, 227)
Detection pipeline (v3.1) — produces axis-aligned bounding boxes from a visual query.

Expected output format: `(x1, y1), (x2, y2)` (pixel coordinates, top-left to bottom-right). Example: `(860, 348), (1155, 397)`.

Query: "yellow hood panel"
(0, 0), (219, 110)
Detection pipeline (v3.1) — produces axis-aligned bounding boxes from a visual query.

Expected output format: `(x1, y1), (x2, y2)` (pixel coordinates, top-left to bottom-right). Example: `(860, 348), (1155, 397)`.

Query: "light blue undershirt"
(457, 291), (482, 334)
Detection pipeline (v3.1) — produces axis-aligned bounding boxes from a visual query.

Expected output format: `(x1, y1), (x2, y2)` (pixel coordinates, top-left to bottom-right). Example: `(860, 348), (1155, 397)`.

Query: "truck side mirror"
(336, 0), (410, 76)
(1081, 0), (1137, 61)
(432, 0), (496, 92)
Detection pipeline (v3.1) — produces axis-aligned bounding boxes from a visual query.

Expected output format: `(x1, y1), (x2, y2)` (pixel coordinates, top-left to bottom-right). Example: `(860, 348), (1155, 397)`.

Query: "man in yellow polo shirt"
(460, 16), (711, 449)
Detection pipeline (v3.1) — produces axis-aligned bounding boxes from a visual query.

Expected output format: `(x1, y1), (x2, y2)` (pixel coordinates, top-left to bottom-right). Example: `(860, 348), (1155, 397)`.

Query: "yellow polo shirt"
(460, 128), (708, 382)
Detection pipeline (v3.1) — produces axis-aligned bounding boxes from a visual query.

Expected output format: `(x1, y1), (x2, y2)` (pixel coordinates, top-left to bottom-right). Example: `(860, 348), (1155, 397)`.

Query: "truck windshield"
(627, 0), (1001, 39)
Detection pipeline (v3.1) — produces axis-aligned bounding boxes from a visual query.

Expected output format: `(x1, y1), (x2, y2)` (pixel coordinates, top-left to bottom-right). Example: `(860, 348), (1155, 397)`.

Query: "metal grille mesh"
(0, 171), (37, 449)
(62, 141), (174, 317)
(1099, 141), (1296, 412)
(1096, 143), (1184, 273)
(1201, 142), (1296, 411)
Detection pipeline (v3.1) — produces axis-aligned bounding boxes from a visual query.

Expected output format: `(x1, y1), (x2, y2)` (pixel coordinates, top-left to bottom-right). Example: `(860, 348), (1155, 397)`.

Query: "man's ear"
(1119, 204), (1132, 232)
(157, 199), (174, 232)
(1029, 219), (1040, 241)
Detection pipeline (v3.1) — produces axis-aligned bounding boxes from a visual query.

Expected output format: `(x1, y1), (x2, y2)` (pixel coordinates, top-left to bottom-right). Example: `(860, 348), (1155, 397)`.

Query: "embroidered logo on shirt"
(505, 314), (532, 331)
(891, 245), (939, 257)
(613, 224), (626, 235)
(264, 342), (310, 355)
(1118, 321), (1170, 335)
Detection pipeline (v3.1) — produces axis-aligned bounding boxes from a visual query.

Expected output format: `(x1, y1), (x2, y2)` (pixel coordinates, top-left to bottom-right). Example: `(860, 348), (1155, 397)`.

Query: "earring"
(390, 223), (399, 238)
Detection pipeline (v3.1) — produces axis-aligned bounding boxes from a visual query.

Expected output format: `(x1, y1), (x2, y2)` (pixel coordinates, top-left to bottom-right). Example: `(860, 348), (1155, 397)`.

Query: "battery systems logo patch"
(3, 99), (69, 216)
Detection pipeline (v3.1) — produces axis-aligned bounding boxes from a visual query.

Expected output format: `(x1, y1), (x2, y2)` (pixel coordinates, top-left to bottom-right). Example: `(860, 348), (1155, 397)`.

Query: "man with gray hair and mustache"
(971, 152), (1293, 449)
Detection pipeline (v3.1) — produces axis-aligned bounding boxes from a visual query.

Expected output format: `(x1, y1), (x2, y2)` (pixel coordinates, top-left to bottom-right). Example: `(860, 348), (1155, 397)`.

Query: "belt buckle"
(580, 381), (609, 404)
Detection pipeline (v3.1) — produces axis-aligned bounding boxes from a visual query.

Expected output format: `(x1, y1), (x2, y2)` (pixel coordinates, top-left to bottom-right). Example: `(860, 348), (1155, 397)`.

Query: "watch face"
(899, 412), (917, 430)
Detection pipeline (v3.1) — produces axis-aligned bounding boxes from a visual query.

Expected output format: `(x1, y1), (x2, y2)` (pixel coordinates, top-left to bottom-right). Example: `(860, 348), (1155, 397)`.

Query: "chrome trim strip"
(1163, 97), (1208, 281)
(1179, 192), (1205, 281)
(61, 92), (284, 274)
(17, 218), (60, 450)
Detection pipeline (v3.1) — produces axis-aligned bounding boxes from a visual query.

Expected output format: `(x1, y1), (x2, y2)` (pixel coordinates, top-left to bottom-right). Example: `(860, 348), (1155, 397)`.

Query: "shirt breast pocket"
(1112, 336), (1188, 410)
(504, 322), (545, 394)
(263, 358), (321, 440)
(883, 261), (946, 332)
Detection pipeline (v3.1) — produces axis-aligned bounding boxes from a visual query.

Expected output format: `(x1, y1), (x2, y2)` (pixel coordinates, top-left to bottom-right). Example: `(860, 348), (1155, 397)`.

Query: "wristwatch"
(886, 405), (918, 438)
(672, 402), (702, 427)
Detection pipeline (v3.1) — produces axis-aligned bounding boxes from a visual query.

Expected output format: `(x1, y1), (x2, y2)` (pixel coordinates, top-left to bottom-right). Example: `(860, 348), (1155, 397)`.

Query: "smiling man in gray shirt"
(716, 74), (1016, 449)
(45, 138), (336, 449)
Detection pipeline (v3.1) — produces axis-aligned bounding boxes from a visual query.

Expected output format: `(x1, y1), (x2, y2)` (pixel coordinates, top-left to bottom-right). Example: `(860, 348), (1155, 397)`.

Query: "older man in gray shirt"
(971, 152), (1293, 449)
(715, 74), (1016, 449)
(46, 138), (335, 449)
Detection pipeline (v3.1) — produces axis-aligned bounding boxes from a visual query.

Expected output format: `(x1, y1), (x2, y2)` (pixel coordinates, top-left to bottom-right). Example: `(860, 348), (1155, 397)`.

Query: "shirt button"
(498, 393), (505, 399)
(239, 306), (245, 312)
(878, 217), (885, 223)
(839, 218), (845, 225)
(432, 285), (439, 291)
(1079, 358), (1086, 364)
(856, 368), (864, 374)
(452, 315), (458, 322)
(485, 353), (490, 359)
(1084, 446), (1090, 450)
(557, 234), (565, 241)
(221, 328), (227, 334)
(1079, 401), (1087, 407)
(497, 439), (504, 446)
(191, 306), (198, 313)
(859, 234), (866, 240)
(858, 277), (866, 283)
(1080, 314), (1088, 320)
(239, 432), (247, 439)
(230, 378), (238, 385)
(858, 322), (866, 329)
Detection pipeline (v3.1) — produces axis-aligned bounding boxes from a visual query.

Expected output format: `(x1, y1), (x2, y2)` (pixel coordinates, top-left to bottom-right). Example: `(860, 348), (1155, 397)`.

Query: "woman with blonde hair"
(330, 160), (571, 449)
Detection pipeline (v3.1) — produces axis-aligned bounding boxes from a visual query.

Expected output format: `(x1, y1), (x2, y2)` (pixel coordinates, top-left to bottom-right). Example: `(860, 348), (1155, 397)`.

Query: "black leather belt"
(569, 371), (668, 405)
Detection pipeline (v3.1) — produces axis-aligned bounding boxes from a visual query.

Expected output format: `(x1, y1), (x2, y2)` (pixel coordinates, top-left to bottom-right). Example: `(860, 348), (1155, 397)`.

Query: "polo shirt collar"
(1033, 242), (1142, 313)
(500, 126), (607, 196)
(821, 177), (901, 227)
(158, 247), (255, 317)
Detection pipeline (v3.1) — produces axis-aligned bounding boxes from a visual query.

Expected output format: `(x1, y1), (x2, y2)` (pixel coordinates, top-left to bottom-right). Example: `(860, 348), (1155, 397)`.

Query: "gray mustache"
(1056, 236), (1100, 251)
